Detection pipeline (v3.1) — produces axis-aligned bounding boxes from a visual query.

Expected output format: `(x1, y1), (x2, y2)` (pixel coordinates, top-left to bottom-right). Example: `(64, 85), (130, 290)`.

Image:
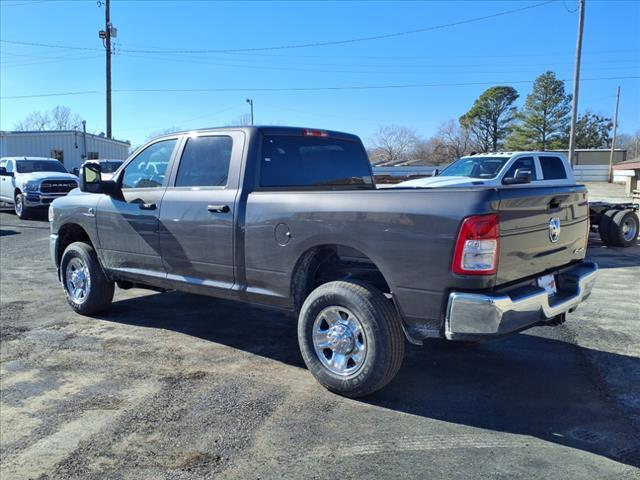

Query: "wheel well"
(291, 245), (391, 312)
(56, 223), (92, 267)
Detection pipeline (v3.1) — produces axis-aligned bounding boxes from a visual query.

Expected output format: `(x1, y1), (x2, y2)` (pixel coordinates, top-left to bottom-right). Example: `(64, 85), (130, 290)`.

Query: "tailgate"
(497, 185), (589, 285)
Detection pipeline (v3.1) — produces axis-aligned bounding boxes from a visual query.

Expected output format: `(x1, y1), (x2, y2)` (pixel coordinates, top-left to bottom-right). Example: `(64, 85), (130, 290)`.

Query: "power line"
(0, 1), (48, 7)
(0, 39), (102, 51)
(0, 1), (555, 54)
(2, 90), (101, 99)
(0, 53), (102, 68)
(123, 0), (557, 53)
(114, 51), (639, 75)
(118, 46), (640, 61)
(3, 75), (638, 99)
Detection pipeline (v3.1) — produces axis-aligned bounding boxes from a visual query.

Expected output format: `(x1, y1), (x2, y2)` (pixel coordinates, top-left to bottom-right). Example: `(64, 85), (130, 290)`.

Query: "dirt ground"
(1, 185), (639, 479)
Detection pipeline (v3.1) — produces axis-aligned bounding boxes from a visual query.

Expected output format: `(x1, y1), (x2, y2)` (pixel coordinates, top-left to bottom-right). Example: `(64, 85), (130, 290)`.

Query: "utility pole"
(608, 85), (621, 183)
(246, 98), (254, 125)
(568, 0), (585, 166)
(82, 120), (88, 160)
(99, 0), (116, 139)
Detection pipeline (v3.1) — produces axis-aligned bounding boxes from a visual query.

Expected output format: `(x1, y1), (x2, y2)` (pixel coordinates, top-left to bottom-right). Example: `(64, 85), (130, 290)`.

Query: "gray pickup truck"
(49, 126), (597, 397)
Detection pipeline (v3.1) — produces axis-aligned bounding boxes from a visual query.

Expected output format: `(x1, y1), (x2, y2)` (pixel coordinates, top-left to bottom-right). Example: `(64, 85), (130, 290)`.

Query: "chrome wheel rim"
(312, 306), (367, 376)
(15, 195), (23, 216)
(65, 257), (91, 303)
(622, 217), (638, 242)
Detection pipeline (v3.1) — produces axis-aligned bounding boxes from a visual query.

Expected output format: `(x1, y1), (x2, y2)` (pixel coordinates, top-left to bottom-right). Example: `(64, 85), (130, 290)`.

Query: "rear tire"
(14, 191), (30, 220)
(598, 209), (617, 246)
(608, 210), (638, 247)
(60, 241), (114, 315)
(297, 280), (405, 398)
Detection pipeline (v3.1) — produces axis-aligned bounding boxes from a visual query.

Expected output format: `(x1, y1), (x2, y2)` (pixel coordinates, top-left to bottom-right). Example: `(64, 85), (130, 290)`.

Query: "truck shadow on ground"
(98, 291), (640, 469)
(587, 232), (640, 268)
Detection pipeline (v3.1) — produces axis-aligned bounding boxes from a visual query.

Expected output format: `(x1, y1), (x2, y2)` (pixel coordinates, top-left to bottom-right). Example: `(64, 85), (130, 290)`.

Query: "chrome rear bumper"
(445, 261), (598, 340)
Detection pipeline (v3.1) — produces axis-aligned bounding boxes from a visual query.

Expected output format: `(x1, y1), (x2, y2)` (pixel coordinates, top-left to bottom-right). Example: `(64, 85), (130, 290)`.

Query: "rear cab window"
(539, 156), (567, 180)
(259, 134), (373, 189)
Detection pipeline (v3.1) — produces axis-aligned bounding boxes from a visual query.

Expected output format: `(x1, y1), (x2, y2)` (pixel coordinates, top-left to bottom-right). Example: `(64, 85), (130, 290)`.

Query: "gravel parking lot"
(1, 188), (639, 479)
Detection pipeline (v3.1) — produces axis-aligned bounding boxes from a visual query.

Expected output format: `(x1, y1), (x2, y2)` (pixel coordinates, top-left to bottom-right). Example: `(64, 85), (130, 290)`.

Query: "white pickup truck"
(397, 151), (575, 188)
(0, 157), (79, 219)
(396, 151), (638, 247)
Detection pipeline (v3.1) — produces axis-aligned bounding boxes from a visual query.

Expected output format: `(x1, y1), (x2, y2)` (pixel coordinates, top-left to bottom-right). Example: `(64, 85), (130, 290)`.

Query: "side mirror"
(432, 168), (439, 177)
(72, 167), (79, 176)
(503, 168), (532, 185)
(79, 162), (102, 193)
(0, 167), (13, 177)
(79, 163), (118, 195)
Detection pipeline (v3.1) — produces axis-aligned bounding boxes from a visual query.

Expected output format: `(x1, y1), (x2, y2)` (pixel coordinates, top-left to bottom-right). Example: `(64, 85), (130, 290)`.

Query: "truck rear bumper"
(445, 261), (598, 340)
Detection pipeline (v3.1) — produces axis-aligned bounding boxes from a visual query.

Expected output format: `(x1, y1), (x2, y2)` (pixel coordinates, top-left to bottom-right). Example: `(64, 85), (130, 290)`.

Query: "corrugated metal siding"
(553, 149), (627, 165)
(0, 132), (130, 171)
(573, 164), (609, 182)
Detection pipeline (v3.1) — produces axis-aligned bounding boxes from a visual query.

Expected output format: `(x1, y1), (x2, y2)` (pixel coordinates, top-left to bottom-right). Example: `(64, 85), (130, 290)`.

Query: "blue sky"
(1, 0), (639, 147)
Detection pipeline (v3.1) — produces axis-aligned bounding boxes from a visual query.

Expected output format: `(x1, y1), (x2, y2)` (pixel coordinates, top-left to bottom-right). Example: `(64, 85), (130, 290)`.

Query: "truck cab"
(396, 152), (575, 188)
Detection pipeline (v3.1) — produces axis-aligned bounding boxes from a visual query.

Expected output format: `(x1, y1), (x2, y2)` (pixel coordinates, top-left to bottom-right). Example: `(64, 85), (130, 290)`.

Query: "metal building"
(0, 130), (130, 172)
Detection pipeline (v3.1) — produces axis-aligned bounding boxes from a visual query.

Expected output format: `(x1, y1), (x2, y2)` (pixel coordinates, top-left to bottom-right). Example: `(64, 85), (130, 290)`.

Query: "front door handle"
(207, 204), (230, 213)
(139, 202), (157, 210)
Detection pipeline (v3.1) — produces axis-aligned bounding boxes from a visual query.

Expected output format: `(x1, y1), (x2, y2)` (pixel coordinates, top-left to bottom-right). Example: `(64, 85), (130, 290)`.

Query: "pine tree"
(506, 71), (571, 150)
(460, 86), (519, 152)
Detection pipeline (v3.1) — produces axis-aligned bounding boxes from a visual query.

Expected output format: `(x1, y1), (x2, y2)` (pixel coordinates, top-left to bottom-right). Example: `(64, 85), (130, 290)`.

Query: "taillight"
(452, 214), (499, 275)
(302, 129), (328, 137)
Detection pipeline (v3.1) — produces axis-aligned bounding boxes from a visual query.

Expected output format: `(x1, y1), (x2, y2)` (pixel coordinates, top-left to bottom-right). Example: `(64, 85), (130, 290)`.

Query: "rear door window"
(503, 156), (537, 182)
(260, 135), (373, 188)
(175, 136), (233, 187)
(539, 156), (567, 180)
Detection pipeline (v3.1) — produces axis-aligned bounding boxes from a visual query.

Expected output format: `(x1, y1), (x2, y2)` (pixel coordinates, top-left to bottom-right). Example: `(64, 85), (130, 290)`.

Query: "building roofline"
(0, 130), (130, 145)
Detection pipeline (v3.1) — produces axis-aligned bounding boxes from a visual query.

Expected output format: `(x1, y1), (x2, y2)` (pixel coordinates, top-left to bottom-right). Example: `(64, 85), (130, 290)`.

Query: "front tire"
(14, 191), (30, 220)
(60, 242), (114, 315)
(297, 280), (405, 398)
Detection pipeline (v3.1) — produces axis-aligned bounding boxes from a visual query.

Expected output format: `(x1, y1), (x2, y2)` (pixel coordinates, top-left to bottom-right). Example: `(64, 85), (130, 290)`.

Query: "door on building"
(50, 150), (64, 165)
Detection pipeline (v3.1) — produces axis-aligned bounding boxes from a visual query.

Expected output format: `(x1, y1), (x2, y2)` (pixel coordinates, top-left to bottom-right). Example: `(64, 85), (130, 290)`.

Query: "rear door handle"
(207, 204), (230, 213)
(139, 202), (157, 210)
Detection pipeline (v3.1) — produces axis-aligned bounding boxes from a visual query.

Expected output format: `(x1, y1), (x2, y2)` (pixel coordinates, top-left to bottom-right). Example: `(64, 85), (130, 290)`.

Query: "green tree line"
(369, 70), (625, 165)
(459, 70), (611, 151)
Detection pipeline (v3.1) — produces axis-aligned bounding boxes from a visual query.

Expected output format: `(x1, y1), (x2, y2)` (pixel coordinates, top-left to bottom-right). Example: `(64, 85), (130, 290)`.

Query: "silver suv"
(0, 157), (78, 219)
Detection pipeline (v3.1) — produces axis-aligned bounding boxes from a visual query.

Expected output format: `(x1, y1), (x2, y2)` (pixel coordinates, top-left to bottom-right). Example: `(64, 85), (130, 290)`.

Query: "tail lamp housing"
(452, 214), (499, 275)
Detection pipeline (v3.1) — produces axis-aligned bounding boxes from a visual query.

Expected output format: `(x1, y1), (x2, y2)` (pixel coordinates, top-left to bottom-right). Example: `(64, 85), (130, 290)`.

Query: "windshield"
(439, 156), (510, 179)
(16, 160), (68, 174)
(100, 161), (122, 173)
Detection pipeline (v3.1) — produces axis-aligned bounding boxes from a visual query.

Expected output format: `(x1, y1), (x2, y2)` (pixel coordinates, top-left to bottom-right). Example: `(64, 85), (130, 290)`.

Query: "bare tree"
(368, 125), (420, 165)
(14, 105), (83, 131)
(14, 111), (50, 131)
(225, 113), (252, 126)
(616, 130), (640, 160)
(49, 106), (83, 130)
(145, 126), (183, 142)
(434, 120), (476, 162)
